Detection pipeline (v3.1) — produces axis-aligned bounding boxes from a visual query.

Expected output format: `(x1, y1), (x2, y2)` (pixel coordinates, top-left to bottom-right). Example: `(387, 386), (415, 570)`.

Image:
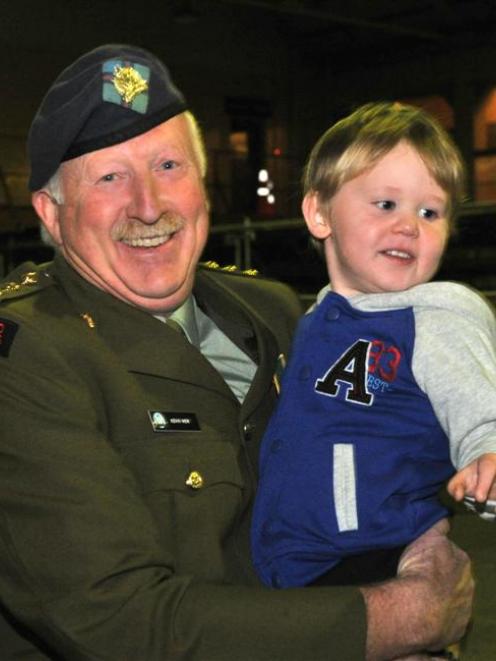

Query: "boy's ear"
(302, 192), (332, 240)
(32, 191), (63, 246)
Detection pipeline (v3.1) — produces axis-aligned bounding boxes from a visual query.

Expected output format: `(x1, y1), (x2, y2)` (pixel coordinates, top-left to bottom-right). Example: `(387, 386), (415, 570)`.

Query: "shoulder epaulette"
(200, 260), (259, 277)
(0, 264), (54, 302)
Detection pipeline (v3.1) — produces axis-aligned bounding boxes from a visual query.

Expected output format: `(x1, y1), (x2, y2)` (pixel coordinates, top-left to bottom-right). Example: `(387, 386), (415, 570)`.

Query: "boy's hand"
(447, 452), (496, 502)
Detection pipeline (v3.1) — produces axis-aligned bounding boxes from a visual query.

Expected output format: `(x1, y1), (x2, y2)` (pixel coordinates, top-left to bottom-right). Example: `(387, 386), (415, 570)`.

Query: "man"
(0, 44), (472, 660)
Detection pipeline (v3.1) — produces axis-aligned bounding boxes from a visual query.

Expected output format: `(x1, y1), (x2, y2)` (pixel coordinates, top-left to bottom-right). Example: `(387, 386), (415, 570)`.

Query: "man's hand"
(361, 520), (474, 660)
(448, 452), (496, 502)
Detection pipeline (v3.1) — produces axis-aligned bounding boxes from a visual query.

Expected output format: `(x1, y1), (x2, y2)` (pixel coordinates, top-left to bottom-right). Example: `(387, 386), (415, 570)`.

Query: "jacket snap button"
(326, 307), (340, 321)
(243, 422), (255, 439)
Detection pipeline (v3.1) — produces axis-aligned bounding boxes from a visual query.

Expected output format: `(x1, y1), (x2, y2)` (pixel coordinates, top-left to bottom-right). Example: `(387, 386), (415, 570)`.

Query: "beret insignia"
(103, 60), (150, 112)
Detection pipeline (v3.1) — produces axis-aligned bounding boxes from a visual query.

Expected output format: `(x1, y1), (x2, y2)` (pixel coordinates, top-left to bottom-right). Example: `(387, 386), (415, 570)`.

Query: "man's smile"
(120, 231), (178, 248)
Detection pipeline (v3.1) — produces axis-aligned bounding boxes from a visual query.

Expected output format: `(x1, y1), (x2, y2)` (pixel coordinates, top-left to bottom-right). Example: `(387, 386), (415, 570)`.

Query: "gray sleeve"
(412, 284), (496, 469)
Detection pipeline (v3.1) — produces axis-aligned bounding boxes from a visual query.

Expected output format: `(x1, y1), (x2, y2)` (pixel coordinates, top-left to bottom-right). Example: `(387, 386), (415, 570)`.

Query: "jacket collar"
(194, 268), (280, 417)
(50, 256), (280, 411)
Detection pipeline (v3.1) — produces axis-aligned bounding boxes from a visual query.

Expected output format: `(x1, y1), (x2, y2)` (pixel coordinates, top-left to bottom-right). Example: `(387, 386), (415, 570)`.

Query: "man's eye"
(375, 200), (396, 211)
(419, 207), (439, 220)
(160, 160), (177, 170)
(100, 173), (117, 182)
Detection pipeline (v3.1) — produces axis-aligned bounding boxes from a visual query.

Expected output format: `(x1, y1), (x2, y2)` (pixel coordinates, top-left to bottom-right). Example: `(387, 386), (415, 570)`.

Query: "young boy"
(251, 102), (496, 589)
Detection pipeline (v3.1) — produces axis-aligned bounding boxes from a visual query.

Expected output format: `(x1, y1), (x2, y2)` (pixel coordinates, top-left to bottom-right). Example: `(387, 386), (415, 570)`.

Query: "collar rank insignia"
(102, 60), (150, 113)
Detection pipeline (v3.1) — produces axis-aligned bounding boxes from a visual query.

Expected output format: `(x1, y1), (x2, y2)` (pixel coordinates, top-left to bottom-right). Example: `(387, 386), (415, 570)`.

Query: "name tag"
(148, 411), (200, 432)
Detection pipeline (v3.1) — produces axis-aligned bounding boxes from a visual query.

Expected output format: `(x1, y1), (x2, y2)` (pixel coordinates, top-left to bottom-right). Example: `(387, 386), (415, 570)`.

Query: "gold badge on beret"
(102, 59), (150, 113)
(113, 65), (148, 103)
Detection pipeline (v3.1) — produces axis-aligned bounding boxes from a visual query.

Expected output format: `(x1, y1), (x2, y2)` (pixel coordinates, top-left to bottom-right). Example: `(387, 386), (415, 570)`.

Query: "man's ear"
(302, 192), (332, 240)
(32, 191), (63, 246)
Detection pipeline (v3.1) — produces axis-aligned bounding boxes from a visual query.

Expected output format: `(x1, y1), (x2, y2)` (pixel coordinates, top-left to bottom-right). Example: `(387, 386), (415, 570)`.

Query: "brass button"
(186, 470), (204, 490)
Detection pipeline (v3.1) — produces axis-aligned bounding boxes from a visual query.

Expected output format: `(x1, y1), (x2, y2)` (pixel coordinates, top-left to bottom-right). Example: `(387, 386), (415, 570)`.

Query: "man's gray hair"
(44, 170), (64, 204)
(184, 111), (207, 177)
(38, 170), (63, 247)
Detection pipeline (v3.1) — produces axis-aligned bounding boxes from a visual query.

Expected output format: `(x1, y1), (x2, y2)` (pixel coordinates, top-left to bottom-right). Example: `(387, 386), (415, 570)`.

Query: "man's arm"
(363, 520), (474, 660)
(0, 309), (472, 659)
(0, 305), (367, 660)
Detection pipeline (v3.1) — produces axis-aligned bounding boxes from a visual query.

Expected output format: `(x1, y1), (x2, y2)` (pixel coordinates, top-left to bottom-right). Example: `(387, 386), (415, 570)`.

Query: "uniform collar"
(49, 256), (279, 411)
(155, 295), (200, 347)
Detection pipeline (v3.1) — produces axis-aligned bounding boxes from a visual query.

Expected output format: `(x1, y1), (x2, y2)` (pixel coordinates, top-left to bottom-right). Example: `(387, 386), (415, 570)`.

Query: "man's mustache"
(111, 213), (185, 241)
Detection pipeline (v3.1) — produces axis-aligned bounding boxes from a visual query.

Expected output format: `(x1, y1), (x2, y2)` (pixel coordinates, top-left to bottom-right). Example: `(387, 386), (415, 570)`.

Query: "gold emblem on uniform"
(185, 470), (204, 490)
(0, 282), (20, 297)
(201, 261), (258, 276)
(0, 270), (48, 298)
(20, 272), (38, 286)
(80, 312), (96, 329)
(112, 65), (148, 104)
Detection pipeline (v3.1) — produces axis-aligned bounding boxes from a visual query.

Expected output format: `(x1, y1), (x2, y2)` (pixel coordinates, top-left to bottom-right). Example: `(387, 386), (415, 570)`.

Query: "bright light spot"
(258, 169), (269, 182)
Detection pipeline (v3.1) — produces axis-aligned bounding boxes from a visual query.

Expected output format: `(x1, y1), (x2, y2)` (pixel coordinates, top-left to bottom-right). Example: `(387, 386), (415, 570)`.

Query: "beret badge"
(102, 59), (150, 113)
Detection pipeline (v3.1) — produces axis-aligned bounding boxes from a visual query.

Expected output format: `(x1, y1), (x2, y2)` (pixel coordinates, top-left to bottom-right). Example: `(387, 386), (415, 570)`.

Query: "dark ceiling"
(214, 0), (496, 62)
(4, 0), (496, 59)
(1, 0), (494, 138)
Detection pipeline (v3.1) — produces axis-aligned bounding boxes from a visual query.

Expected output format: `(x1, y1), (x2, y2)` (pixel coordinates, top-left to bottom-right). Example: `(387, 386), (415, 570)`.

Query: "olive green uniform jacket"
(0, 256), (366, 660)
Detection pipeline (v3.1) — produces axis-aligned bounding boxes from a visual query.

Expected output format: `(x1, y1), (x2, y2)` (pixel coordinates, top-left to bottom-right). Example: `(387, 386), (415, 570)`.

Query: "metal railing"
(2, 203), (496, 296)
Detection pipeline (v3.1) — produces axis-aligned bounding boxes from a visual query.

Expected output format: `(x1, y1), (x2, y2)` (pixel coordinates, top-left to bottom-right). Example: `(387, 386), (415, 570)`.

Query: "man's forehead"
(59, 116), (200, 192)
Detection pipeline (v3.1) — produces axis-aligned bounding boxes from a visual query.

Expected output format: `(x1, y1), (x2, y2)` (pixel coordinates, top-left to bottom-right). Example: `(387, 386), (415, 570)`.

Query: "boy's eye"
(419, 207), (439, 220)
(375, 200), (396, 211)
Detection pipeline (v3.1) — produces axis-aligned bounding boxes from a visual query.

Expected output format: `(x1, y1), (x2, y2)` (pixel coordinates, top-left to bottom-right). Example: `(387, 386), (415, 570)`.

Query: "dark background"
(2, 0), (496, 294)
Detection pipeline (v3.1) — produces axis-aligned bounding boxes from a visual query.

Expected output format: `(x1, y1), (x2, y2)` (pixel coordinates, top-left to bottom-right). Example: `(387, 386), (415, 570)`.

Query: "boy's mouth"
(381, 249), (414, 260)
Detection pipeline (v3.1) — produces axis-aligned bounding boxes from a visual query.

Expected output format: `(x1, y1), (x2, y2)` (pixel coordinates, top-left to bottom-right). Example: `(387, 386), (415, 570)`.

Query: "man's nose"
(128, 174), (162, 223)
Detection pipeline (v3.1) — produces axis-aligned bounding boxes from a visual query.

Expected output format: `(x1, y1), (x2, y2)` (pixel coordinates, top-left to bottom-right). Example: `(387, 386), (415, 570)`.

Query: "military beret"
(28, 44), (188, 191)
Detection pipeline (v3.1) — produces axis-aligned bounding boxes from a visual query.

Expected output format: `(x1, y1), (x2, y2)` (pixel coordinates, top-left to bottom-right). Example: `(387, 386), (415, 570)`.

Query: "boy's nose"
(393, 212), (420, 237)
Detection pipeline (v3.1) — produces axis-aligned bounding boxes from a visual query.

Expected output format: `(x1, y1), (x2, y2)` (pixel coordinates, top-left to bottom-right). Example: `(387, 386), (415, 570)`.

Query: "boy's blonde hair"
(303, 102), (466, 225)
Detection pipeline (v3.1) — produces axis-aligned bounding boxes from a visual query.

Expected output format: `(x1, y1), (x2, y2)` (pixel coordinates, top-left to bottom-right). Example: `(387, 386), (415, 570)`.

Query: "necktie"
(166, 317), (188, 340)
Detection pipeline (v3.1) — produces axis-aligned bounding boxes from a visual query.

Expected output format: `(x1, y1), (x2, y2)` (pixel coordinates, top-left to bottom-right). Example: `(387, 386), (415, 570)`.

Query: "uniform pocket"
(121, 439), (245, 578)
